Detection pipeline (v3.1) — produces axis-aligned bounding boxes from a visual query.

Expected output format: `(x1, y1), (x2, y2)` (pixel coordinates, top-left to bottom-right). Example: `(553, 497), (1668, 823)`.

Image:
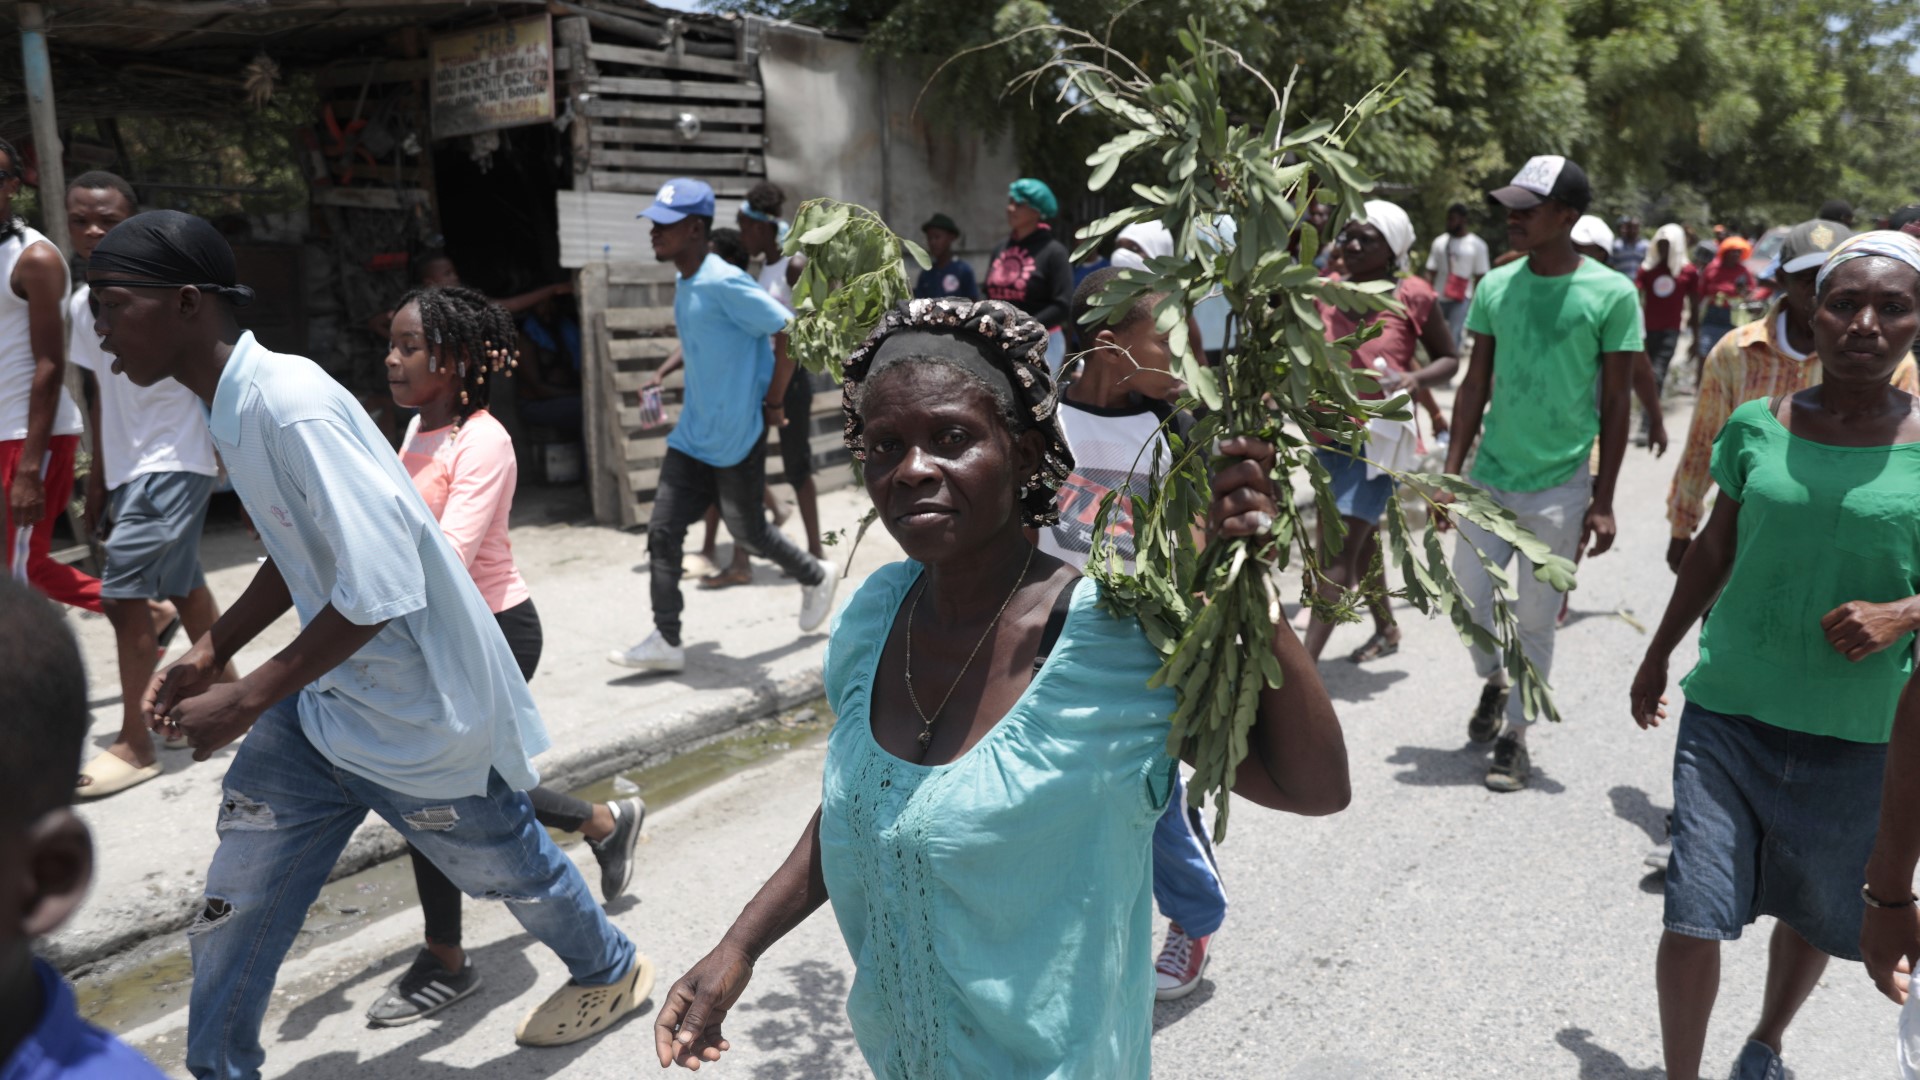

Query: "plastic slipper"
(162, 732), (193, 750)
(1348, 631), (1401, 664)
(75, 751), (162, 798)
(514, 953), (655, 1047)
(698, 568), (753, 590)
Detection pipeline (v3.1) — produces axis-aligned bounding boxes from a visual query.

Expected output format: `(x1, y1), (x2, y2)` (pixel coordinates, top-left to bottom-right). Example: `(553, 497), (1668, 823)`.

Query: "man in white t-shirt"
(66, 172), (236, 798)
(1422, 202), (1491, 347)
(0, 136), (100, 614)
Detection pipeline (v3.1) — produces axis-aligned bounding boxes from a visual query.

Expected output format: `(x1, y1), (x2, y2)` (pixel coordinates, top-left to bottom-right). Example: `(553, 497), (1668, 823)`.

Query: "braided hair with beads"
(394, 285), (520, 433)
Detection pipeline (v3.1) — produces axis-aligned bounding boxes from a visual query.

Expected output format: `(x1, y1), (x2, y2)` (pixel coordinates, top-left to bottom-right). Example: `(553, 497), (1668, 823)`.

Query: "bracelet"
(1862, 884), (1919, 910)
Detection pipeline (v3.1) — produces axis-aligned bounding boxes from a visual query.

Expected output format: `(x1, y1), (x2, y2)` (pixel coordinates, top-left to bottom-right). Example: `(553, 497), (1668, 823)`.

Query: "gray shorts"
(101, 471), (214, 601)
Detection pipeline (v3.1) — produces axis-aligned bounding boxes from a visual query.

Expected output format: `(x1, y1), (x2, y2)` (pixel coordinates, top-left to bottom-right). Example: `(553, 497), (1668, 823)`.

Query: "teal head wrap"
(1008, 178), (1058, 220)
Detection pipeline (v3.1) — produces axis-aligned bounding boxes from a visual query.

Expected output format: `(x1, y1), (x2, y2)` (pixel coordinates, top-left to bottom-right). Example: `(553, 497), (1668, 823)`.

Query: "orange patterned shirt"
(1667, 307), (1920, 538)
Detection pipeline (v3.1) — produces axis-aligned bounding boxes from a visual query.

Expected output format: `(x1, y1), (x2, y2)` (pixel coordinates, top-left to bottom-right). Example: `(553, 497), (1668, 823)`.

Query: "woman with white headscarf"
(1636, 223), (1695, 397)
(1303, 199), (1460, 664)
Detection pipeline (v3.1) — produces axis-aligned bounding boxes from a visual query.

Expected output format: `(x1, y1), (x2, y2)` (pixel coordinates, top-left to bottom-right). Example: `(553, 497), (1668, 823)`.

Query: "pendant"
(918, 729), (932, 748)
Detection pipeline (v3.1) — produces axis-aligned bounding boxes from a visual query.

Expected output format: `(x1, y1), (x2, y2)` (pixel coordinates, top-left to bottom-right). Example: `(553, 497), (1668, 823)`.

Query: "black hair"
(1818, 198), (1854, 223)
(745, 181), (785, 217)
(393, 285), (519, 429)
(414, 249), (455, 282)
(1447, 202), (1471, 217)
(1069, 265), (1158, 351)
(0, 578), (88, 822)
(709, 226), (749, 271)
(0, 135), (19, 180)
(67, 169), (138, 211)
(1890, 205), (1920, 232)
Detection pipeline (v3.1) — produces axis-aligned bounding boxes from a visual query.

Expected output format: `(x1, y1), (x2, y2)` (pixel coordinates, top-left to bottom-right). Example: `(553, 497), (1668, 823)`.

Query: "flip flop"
(75, 751), (162, 799)
(1348, 631), (1401, 664)
(697, 568), (753, 590)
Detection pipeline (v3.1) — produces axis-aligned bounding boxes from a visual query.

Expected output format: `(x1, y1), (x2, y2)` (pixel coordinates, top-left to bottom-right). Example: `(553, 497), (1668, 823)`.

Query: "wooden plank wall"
(562, 13), (847, 528)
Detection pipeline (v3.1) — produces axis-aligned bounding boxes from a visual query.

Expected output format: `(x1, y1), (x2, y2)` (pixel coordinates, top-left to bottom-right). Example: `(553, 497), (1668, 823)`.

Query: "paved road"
(103, 399), (1895, 1079)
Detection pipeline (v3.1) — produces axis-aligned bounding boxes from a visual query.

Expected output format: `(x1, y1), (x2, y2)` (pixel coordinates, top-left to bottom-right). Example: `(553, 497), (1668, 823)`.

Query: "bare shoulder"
(11, 237), (67, 294)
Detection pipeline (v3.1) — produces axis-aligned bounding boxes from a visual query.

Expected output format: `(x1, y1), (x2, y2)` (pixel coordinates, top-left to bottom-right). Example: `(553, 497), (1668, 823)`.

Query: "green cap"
(1008, 178), (1058, 219)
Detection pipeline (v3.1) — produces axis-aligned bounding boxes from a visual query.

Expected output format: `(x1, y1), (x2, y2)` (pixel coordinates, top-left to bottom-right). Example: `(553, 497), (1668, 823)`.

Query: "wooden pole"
(18, 3), (68, 259)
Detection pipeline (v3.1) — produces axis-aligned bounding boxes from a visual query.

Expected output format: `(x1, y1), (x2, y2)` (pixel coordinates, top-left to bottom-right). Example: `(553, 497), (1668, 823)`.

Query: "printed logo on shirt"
(985, 246), (1037, 304)
(943, 273), (962, 294)
(1652, 273), (1677, 299)
(1047, 467), (1144, 560)
(269, 506), (292, 528)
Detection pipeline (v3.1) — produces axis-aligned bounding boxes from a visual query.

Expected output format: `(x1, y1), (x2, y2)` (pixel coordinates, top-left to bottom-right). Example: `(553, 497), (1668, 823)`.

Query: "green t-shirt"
(1681, 399), (1920, 744)
(1464, 256), (1644, 491)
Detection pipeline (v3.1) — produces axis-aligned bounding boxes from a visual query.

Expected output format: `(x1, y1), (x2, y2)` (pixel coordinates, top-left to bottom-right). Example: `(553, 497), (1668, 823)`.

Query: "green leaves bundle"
(1047, 21), (1576, 840)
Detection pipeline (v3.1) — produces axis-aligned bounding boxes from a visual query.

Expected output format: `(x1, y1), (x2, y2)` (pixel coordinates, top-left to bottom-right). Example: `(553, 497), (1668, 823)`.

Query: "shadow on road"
(1385, 745), (1567, 794)
(605, 636), (822, 690)
(1554, 1026), (1663, 1078)
(1151, 979), (1214, 1033)
(1608, 786), (1669, 845)
(274, 931), (628, 1078)
(739, 958), (863, 1079)
(1317, 663), (1408, 704)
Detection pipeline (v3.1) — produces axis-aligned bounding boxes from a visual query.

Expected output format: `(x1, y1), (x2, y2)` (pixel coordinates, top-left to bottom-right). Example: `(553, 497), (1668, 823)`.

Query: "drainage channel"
(72, 701), (835, 1037)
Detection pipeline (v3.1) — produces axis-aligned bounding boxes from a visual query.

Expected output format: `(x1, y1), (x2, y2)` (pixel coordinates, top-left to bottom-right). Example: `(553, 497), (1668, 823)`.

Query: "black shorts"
(778, 372), (814, 485)
(493, 598), (543, 682)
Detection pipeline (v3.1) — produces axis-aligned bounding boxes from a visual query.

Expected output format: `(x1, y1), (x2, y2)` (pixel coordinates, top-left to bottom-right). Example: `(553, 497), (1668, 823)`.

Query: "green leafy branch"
(1051, 19), (1576, 840)
(782, 198), (929, 382)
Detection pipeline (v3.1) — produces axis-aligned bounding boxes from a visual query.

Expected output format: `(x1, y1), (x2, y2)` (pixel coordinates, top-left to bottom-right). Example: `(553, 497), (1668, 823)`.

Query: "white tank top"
(0, 221), (80, 441)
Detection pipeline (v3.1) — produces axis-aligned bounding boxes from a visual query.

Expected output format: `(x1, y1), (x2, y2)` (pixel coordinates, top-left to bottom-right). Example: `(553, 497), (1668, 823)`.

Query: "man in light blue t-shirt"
(1441, 156), (1642, 793)
(610, 179), (839, 673)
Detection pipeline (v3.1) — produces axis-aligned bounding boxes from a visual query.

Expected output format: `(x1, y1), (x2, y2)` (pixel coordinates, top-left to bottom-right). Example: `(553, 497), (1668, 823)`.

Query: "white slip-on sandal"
(513, 953), (655, 1047)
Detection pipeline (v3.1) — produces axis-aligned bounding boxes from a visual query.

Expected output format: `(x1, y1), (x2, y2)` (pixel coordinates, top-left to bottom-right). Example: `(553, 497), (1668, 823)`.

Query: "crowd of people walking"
(6, 131), (1920, 1080)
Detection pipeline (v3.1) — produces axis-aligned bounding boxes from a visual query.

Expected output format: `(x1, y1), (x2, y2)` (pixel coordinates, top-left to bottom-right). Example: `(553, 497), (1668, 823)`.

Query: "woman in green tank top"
(649, 299), (1351, 1077)
(1629, 231), (1920, 1080)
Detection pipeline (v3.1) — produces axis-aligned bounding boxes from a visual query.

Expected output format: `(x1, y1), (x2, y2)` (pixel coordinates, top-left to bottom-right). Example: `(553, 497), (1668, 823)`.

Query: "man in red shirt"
(1635, 224), (1696, 397)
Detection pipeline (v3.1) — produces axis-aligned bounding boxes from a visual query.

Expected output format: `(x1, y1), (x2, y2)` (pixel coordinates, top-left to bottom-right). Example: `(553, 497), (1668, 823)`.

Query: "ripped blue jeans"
(185, 700), (634, 1080)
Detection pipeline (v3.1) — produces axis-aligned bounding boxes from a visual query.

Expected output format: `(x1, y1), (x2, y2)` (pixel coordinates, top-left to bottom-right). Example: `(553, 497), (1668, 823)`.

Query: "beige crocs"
(513, 953), (655, 1047)
(75, 751), (162, 799)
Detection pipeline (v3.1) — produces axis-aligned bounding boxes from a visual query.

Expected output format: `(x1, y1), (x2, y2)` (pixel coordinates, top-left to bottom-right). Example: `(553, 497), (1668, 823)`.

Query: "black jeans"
(648, 446), (823, 646)
(1645, 328), (1681, 390)
(407, 598), (596, 948)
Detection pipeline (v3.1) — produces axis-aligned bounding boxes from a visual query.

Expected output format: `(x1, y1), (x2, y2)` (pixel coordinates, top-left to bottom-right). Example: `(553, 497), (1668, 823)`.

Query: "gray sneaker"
(1485, 733), (1530, 793)
(1730, 1039), (1784, 1080)
(1645, 813), (1673, 872)
(586, 797), (645, 902)
(1468, 683), (1509, 744)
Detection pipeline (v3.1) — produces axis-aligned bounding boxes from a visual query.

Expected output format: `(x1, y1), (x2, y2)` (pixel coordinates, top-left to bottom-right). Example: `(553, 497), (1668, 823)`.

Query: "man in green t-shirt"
(1442, 155), (1642, 792)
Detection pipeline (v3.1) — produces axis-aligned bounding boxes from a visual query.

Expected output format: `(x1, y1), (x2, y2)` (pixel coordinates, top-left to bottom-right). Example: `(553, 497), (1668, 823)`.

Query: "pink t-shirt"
(398, 409), (530, 614)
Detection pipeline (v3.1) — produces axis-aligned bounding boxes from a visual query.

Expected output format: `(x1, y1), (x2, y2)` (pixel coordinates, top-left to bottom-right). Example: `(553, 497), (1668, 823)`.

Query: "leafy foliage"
(1046, 21), (1573, 840)
(719, 0), (1920, 243)
(782, 198), (930, 381)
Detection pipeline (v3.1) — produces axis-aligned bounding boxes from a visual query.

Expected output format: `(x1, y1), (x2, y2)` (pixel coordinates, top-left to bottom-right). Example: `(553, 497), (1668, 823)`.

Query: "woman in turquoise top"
(653, 298), (1350, 1076)
(1629, 232), (1920, 1080)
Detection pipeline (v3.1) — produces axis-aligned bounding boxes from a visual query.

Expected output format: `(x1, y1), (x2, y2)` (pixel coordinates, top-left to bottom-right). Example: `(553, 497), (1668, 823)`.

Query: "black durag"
(86, 210), (255, 306)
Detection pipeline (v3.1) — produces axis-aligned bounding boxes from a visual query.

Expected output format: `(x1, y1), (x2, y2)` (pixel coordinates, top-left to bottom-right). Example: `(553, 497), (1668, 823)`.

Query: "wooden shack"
(1, 0), (1017, 529)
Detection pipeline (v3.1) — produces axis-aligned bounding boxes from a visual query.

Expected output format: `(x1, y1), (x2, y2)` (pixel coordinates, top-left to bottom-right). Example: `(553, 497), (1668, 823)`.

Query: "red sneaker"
(1154, 922), (1211, 1001)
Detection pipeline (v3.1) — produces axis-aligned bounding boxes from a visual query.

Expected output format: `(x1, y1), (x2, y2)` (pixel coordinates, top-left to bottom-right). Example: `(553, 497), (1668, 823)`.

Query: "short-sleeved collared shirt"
(668, 253), (789, 468)
(208, 332), (548, 799)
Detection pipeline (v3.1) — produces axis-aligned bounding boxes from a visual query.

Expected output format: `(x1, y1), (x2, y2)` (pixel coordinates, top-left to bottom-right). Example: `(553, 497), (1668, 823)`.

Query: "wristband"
(1862, 884), (1918, 910)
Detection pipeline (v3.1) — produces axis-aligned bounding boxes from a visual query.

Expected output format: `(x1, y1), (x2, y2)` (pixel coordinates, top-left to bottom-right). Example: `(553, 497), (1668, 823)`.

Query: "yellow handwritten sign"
(431, 15), (554, 139)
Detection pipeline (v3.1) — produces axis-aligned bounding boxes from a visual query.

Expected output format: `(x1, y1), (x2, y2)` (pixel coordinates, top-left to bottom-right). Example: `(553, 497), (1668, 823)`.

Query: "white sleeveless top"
(0, 222), (80, 441)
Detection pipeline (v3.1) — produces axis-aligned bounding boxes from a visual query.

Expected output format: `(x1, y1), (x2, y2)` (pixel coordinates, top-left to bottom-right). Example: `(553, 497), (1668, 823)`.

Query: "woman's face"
(1812, 258), (1920, 384)
(859, 363), (1038, 562)
(1006, 200), (1041, 235)
(385, 301), (461, 411)
(1338, 222), (1393, 280)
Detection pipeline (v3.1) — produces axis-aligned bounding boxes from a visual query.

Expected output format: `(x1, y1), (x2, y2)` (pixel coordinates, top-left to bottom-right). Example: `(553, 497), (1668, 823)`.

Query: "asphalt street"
(95, 394), (1896, 1079)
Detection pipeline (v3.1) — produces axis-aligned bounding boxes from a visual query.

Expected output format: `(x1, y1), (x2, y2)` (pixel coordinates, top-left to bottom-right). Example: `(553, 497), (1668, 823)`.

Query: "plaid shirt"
(1667, 308), (1920, 538)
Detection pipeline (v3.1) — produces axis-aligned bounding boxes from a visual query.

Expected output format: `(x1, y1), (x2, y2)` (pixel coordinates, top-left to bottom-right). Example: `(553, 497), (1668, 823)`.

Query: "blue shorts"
(1664, 701), (1887, 960)
(1315, 447), (1395, 524)
(100, 471), (214, 601)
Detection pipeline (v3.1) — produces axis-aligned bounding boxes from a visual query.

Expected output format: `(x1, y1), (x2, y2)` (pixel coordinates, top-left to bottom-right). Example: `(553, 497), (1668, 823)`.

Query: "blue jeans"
(186, 701), (635, 1080)
(1152, 771), (1227, 938)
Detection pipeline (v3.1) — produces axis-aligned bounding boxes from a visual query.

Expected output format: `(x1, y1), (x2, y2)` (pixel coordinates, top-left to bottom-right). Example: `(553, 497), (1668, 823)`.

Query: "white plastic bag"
(1898, 980), (1920, 1079)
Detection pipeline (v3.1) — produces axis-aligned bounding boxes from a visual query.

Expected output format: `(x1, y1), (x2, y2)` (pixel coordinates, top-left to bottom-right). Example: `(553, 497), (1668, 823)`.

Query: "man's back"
(669, 253), (788, 468)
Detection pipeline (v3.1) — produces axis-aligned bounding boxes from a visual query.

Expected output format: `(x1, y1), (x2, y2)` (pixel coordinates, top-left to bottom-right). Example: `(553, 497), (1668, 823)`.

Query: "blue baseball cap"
(638, 178), (715, 225)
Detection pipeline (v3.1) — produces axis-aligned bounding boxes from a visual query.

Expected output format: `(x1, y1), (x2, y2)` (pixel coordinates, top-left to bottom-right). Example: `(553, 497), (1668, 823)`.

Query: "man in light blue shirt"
(610, 178), (839, 673)
(85, 211), (651, 1079)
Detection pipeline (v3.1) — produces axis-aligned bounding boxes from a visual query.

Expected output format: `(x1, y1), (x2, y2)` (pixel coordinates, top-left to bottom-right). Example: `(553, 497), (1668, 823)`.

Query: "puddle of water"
(74, 700), (834, 1035)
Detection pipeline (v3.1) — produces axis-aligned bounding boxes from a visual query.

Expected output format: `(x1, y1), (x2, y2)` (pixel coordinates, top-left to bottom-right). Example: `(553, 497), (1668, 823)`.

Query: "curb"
(45, 667), (825, 975)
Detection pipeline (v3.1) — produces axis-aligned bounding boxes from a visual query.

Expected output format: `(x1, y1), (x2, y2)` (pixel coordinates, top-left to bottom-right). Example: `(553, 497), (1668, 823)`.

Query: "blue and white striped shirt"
(208, 332), (548, 799)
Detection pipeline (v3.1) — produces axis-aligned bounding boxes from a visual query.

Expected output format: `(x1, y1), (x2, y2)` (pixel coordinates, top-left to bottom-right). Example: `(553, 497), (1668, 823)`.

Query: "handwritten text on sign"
(431, 15), (554, 139)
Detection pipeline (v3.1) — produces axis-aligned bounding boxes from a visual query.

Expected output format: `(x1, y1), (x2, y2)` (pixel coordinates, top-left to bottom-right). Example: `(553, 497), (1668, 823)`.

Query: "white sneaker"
(799, 560), (840, 632)
(607, 630), (685, 672)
